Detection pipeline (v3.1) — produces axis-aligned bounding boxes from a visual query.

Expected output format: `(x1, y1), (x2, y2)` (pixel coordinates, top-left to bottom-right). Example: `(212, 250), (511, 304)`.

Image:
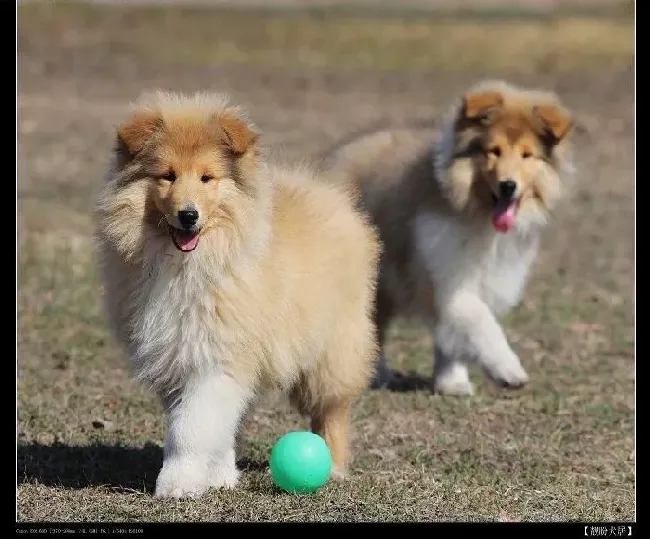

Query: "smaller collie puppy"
(319, 80), (575, 395)
(93, 91), (380, 498)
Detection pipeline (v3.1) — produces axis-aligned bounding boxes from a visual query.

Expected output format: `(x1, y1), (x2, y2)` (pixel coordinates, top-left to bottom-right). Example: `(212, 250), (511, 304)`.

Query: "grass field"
(17, 0), (634, 522)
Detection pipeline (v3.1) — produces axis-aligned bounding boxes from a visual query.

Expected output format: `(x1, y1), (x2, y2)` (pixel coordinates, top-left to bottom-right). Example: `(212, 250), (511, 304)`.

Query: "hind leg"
(310, 400), (353, 479)
(290, 380), (360, 479)
(371, 351), (392, 389)
(291, 327), (375, 478)
(370, 286), (396, 389)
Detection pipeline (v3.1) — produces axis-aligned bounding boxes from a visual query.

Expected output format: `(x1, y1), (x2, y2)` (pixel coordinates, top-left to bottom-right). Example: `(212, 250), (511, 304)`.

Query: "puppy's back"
(320, 127), (435, 194)
(267, 163), (381, 295)
(319, 126), (446, 253)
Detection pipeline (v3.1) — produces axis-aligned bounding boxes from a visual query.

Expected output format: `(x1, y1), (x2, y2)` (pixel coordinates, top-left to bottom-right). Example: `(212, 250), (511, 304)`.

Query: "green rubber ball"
(270, 431), (332, 494)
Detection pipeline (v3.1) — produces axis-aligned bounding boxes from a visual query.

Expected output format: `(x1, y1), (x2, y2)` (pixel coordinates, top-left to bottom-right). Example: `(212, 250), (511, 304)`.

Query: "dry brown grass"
(17, 1), (634, 522)
(19, 2), (633, 72)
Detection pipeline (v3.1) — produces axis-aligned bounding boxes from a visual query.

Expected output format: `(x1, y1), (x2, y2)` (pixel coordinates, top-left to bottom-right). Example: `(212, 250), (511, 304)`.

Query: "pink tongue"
(492, 201), (517, 233)
(173, 231), (200, 252)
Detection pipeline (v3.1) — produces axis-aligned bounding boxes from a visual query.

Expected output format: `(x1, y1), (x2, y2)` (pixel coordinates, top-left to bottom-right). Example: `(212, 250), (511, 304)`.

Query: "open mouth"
(169, 225), (201, 252)
(490, 193), (521, 234)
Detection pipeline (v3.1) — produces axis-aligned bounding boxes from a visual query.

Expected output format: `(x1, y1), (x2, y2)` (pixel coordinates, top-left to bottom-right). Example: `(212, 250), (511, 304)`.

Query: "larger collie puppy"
(93, 91), (380, 498)
(319, 80), (575, 395)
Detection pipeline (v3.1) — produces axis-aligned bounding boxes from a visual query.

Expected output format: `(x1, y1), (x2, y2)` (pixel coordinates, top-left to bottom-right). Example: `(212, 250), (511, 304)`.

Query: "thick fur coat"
(319, 80), (576, 394)
(93, 91), (380, 498)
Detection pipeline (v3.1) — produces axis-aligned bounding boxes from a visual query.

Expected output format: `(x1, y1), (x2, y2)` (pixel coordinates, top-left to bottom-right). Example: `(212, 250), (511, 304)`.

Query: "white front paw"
(483, 351), (529, 389)
(208, 461), (241, 489)
(433, 361), (474, 395)
(155, 459), (212, 499)
(154, 458), (242, 499)
(434, 373), (475, 395)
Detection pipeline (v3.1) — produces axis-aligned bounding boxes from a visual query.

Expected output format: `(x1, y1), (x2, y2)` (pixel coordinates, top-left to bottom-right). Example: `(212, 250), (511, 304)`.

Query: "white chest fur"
(126, 246), (223, 394)
(414, 212), (540, 317)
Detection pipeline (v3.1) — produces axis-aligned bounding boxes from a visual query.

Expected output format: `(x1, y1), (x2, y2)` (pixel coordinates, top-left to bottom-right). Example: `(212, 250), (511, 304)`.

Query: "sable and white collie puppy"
(93, 91), (380, 498)
(319, 80), (576, 395)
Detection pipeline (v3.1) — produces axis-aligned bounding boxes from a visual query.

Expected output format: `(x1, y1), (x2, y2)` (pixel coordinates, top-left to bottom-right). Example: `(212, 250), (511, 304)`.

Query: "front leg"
(155, 371), (251, 498)
(433, 291), (528, 389)
(432, 343), (475, 395)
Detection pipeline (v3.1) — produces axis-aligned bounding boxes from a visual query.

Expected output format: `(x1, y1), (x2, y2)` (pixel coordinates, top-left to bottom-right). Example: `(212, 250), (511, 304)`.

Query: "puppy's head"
(435, 80), (575, 233)
(113, 91), (259, 254)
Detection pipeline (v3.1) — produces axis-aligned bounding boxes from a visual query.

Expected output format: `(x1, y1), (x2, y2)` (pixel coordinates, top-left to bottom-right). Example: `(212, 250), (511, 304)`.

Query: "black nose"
(177, 209), (199, 229)
(498, 180), (518, 200)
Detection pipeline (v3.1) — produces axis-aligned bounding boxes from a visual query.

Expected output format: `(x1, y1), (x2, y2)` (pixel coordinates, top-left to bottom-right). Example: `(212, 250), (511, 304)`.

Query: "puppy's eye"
(160, 171), (176, 182)
(522, 150), (532, 159)
(201, 174), (213, 183)
(488, 146), (501, 157)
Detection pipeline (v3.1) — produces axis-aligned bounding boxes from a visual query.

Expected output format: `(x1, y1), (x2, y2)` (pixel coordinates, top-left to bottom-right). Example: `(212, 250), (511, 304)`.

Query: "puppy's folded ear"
(533, 104), (574, 144)
(116, 110), (163, 156)
(215, 113), (259, 156)
(462, 90), (504, 123)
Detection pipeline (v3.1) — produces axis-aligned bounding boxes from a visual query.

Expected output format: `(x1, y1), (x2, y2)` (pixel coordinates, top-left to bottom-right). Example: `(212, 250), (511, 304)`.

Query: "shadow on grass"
(17, 442), (268, 494)
(376, 369), (433, 393)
